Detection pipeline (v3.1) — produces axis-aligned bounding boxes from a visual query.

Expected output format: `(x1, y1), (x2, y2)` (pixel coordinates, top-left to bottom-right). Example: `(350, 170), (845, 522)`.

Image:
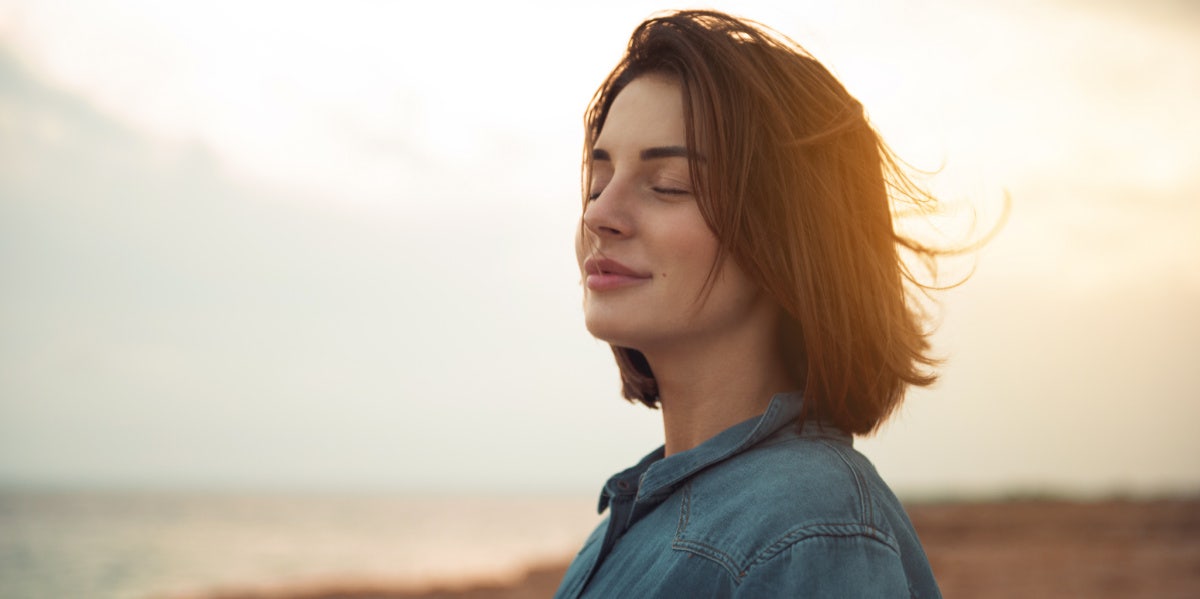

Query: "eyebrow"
(591, 146), (704, 162)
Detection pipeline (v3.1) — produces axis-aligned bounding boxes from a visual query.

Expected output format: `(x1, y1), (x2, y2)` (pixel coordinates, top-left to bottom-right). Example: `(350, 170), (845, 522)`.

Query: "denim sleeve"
(733, 532), (913, 598)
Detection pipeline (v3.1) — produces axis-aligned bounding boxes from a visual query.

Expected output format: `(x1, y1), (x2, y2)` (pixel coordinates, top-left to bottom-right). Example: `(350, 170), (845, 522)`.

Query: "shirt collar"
(598, 392), (821, 513)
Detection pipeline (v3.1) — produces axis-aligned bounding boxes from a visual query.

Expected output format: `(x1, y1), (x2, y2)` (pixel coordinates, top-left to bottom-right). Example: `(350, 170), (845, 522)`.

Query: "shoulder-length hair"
(583, 10), (946, 435)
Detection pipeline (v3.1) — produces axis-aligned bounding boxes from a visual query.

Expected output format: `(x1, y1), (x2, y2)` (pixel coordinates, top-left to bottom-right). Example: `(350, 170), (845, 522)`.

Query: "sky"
(1, 0), (1197, 497)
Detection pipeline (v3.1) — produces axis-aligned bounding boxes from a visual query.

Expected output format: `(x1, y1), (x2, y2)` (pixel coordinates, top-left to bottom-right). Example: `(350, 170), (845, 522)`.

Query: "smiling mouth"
(584, 257), (652, 291)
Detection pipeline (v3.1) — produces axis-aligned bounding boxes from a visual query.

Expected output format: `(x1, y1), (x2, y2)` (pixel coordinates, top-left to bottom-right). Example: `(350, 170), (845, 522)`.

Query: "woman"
(556, 10), (944, 598)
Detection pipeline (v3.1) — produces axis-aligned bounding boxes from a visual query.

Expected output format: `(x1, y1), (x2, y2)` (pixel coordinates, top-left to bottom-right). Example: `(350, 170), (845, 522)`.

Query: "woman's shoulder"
(664, 428), (939, 596)
(682, 427), (911, 554)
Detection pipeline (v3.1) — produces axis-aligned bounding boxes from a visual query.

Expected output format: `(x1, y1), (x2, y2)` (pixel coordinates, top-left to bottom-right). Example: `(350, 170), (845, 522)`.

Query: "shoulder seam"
(818, 438), (874, 525)
(741, 523), (902, 580)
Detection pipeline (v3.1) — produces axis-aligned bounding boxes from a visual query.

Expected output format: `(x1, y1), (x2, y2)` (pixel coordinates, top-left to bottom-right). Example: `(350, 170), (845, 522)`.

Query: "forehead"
(594, 75), (687, 151)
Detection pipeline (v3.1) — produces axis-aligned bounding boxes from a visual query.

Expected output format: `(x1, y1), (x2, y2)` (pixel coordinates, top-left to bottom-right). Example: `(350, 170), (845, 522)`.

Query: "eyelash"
(587, 187), (689, 201)
(653, 187), (689, 196)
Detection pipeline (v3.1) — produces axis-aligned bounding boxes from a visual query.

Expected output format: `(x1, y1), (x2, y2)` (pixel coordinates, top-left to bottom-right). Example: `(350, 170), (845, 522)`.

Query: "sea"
(0, 489), (603, 599)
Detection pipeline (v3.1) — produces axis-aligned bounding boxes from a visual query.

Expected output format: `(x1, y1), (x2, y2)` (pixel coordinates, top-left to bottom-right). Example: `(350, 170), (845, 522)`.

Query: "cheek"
(658, 211), (761, 313)
(713, 260), (762, 306)
(662, 217), (721, 281)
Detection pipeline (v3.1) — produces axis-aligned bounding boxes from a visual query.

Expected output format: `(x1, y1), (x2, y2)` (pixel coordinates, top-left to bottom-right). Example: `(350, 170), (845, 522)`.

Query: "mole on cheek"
(661, 272), (668, 277)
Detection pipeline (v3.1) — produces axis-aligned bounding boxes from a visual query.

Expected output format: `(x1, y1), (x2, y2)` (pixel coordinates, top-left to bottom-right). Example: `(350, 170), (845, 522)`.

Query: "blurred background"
(2, 0), (1197, 597)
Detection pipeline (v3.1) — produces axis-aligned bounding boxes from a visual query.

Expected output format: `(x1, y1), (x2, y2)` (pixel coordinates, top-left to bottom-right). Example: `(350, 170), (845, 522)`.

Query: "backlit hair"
(583, 10), (948, 435)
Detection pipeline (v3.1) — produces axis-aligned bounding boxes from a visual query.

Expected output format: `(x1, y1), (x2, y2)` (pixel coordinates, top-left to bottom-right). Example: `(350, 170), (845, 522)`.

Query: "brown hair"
(582, 10), (952, 435)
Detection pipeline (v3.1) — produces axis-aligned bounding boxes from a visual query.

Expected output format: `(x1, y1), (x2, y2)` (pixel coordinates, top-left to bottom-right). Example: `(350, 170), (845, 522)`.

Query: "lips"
(583, 257), (652, 291)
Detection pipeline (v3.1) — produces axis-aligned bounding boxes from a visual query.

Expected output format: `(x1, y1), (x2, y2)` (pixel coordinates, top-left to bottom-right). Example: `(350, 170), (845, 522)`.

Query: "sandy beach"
(197, 497), (1200, 599)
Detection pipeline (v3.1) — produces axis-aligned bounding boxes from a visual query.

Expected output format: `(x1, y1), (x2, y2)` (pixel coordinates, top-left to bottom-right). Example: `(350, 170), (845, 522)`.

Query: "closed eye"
(652, 187), (690, 196)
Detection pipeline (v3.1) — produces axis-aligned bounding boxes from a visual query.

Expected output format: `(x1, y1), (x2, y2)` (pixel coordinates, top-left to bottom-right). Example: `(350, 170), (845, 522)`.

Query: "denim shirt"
(554, 393), (941, 598)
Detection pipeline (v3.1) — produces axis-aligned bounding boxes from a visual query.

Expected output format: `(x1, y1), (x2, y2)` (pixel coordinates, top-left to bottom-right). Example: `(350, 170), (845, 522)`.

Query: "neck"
(644, 323), (797, 457)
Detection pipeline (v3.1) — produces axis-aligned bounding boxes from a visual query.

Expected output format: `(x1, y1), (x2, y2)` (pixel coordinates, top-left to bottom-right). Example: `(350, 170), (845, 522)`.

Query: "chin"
(583, 319), (623, 346)
(583, 313), (641, 349)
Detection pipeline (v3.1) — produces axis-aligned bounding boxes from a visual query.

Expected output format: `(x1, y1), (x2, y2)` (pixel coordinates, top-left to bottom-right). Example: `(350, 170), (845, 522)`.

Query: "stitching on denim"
(819, 439), (873, 525)
(677, 482), (691, 535)
(672, 482), (744, 583)
(673, 538), (744, 582)
(746, 523), (901, 570)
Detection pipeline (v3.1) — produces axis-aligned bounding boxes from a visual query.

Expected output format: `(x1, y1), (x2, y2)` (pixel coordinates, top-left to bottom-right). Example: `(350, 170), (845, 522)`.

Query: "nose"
(582, 181), (634, 240)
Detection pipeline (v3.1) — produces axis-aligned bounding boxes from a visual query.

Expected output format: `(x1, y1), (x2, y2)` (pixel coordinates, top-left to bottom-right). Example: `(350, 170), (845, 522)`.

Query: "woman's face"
(576, 75), (777, 354)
